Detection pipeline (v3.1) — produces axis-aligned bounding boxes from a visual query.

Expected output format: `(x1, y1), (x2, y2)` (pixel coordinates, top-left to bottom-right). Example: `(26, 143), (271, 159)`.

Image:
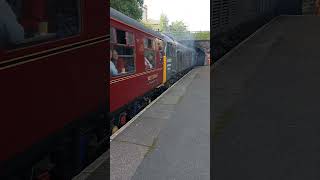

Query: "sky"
(143, 0), (210, 32)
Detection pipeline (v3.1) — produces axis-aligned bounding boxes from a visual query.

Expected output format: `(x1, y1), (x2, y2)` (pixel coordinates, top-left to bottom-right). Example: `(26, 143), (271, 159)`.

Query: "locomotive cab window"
(0, 0), (81, 49)
(110, 27), (135, 77)
(144, 38), (155, 70)
(167, 43), (176, 57)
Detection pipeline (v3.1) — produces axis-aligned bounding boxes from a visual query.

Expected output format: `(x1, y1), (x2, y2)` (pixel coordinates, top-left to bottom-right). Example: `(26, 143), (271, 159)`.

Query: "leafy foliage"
(193, 31), (210, 40)
(169, 20), (188, 33)
(110, 0), (144, 20)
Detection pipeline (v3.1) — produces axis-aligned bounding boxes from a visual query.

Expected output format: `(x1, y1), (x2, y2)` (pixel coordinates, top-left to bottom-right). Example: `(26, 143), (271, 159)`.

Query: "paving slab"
(146, 104), (176, 112)
(157, 95), (182, 105)
(110, 141), (149, 180)
(79, 67), (208, 180)
(109, 67), (209, 180)
(132, 66), (210, 180)
(114, 117), (169, 147)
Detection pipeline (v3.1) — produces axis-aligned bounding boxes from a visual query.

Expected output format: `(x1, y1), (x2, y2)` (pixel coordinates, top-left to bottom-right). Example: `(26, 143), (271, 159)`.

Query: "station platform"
(213, 16), (320, 180)
(73, 66), (210, 180)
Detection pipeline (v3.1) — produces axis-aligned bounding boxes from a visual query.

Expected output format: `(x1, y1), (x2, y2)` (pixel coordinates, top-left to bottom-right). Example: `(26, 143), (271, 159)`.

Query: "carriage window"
(112, 46), (135, 75)
(144, 49), (155, 70)
(110, 28), (135, 77)
(156, 39), (164, 62)
(144, 39), (148, 48)
(144, 38), (155, 70)
(144, 38), (154, 49)
(157, 39), (164, 51)
(126, 32), (134, 45)
(115, 29), (134, 45)
(116, 29), (126, 44)
(0, 0), (80, 49)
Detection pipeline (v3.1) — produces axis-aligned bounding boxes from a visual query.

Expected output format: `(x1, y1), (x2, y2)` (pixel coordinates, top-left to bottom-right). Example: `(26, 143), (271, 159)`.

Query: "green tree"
(159, 13), (169, 32)
(110, 0), (144, 21)
(169, 20), (188, 33)
(193, 31), (210, 40)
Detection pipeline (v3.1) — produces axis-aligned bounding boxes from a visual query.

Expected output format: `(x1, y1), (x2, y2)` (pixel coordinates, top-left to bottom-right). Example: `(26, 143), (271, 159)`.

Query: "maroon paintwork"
(0, 0), (108, 169)
(110, 18), (163, 113)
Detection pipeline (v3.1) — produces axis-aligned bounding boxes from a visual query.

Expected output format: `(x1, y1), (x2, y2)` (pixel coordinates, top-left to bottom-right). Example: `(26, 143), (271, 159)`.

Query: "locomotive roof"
(110, 8), (163, 39)
(161, 33), (194, 51)
(161, 33), (175, 44)
(176, 41), (195, 52)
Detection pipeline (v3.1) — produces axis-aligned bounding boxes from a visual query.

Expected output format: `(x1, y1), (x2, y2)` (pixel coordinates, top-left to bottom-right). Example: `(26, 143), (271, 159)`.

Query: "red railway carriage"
(110, 8), (164, 128)
(0, 0), (108, 179)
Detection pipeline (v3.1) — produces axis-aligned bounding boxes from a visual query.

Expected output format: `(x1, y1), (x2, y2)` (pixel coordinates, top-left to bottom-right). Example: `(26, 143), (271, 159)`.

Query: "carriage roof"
(110, 8), (163, 39)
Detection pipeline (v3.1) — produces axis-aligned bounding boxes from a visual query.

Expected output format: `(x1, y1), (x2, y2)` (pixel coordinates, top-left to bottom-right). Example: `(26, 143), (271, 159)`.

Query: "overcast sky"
(144, 0), (210, 31)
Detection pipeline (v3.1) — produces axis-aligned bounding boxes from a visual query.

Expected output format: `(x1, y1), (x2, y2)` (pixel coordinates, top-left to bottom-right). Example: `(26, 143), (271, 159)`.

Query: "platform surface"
(74, 66), (210, 180)
(110, 66), (210, 180)
(213, 16), (320, 180)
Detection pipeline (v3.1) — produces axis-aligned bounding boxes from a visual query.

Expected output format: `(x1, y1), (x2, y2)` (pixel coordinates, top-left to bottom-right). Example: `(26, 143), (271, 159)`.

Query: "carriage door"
(177, 50), (182, 73)
(165, 43), (172, 79)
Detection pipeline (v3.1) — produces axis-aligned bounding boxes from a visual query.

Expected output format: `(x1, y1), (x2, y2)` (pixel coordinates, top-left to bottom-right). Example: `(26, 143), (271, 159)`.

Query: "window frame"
(4, 0), (83, 52)
(144, 38), (155, 50)
(143, 37), (156, 71)
(157, 39), (164, 62)
(110, 26), (136, 78)
(125, 31), (135, 46)
(110, 27), (116, 43)
(169, 43), (176, 57)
